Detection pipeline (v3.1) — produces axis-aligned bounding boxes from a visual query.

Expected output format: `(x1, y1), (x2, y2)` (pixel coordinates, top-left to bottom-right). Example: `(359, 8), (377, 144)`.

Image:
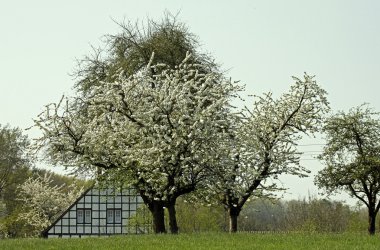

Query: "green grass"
(1, 232), (379, 250)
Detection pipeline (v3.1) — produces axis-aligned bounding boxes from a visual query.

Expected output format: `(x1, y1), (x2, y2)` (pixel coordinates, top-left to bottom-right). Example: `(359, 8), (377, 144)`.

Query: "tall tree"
(315, 105), (380, 235)
(74, 12), (217, 96)
(32, 54), (241, 234)
(32, 13), (222, 234)
(209, 74), (329, 232)
(0, 125), (30, 213)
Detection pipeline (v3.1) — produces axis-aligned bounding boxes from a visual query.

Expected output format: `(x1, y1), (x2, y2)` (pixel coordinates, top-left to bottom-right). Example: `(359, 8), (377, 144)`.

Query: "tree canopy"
(74, 12), (217, 96)
(32, 13), (238, 234)
(33, 52), (241, 233)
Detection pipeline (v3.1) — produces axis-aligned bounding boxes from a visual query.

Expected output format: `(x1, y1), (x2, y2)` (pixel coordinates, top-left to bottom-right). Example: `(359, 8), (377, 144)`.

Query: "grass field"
(1, 232), (379, 250)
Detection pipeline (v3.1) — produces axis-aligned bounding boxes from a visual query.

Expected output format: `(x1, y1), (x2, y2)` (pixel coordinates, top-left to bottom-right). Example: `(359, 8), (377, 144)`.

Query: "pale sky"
(1, 0), (379, 205)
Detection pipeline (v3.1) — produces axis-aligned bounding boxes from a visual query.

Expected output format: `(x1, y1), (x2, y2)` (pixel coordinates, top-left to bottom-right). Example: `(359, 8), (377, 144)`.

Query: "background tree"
(127, 198), (226, 234)
(315, 105), (380, 235)
(0, 124), (31, 237)
(347, 205), (369, 233)
(175, 198), (226, 233)
(0, 125), (30, 201)
(238, 198), (286, 232)
(284, 197), (350, 232)
(238, 197), (350, 232)
(209, 74), (329, 232)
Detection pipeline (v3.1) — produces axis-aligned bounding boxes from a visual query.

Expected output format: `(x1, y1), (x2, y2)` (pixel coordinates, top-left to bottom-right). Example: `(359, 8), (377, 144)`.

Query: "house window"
(115, 209), (121, 223)
(77, 209), (92, 224)
(107, 209), (122, 224)
(107, 210), (114, 224)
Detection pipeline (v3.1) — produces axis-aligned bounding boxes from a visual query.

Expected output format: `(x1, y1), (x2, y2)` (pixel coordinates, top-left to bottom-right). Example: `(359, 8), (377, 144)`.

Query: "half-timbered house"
(42, 187), (149, 238)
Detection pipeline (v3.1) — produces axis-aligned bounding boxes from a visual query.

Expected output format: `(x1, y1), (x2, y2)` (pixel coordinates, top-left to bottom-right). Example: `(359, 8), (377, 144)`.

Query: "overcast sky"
(1, 0), (379, 205)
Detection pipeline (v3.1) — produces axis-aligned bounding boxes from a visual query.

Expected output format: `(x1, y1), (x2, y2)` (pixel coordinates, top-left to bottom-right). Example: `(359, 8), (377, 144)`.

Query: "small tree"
(17, 174), (83, 236)
(315, 105), (380, 235)
(210, 74), (329, 232)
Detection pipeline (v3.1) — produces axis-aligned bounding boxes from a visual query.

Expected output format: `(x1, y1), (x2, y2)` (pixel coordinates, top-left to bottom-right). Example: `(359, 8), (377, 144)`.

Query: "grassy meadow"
(1, 232), (380, 250)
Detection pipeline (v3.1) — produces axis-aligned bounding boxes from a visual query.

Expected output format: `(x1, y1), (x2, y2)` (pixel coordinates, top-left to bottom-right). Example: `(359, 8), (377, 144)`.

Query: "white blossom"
(31, 55), (242, 206)
(16, 173), (84, 236)
(203, 73), (329, 214)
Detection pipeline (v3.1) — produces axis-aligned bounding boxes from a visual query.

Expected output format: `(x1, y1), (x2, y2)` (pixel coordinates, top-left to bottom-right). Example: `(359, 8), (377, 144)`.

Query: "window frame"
(107, 209), (114, 224)
(77, 209), (92, 224)
(106, 209), (122, 224)
(115, 209), (122, 223)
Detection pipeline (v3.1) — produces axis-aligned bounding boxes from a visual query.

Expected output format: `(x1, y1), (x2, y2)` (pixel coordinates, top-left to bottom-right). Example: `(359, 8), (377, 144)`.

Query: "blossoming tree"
(32, 54), (241, 233)
(209, 74), (330, 232)
(315, 105), (380, 235)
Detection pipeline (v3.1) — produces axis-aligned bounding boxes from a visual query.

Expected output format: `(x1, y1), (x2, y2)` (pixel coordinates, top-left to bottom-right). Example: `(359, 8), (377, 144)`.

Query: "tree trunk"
(229, 214), (238, 233)
(368, 210), (376, 235)
(228, 206), (241, 233)
(167, 202), (179, 234)
(148, 201), (166, 234)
